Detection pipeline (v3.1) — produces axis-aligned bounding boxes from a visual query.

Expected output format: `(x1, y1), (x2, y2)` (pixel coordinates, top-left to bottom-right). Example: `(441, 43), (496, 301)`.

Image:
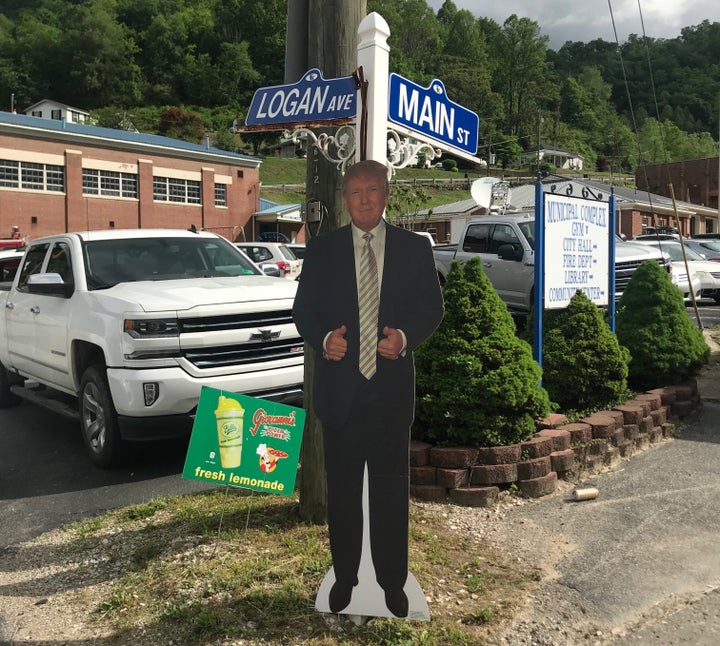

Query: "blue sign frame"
(246, 68), (357, 127)
(387, 73), (479, 156)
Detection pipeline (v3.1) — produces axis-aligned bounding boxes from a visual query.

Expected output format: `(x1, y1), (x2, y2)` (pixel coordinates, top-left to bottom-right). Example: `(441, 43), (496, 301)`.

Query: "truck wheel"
(0, 362), (21, 408)
(79, 365), (126, 467)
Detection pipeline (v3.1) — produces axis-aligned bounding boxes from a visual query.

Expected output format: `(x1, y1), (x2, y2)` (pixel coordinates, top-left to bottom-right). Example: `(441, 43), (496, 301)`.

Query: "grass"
(58, 488), (539, 645)
(258, 156), (476, 208)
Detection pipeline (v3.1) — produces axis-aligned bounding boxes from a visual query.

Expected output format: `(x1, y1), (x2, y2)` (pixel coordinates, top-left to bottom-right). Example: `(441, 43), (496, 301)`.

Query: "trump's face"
(343, 172), (389, 233)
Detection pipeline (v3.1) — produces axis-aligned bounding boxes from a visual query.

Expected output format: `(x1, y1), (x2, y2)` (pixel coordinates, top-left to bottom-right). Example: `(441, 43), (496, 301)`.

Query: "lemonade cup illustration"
(215, 395), (244, 468)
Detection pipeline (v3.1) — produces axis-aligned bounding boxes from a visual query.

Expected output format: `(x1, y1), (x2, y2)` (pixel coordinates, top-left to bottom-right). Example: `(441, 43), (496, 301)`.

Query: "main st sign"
(387, 73), (479, 157)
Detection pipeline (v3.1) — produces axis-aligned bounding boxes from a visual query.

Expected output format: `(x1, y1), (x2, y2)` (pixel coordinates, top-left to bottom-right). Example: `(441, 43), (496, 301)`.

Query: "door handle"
(5, 301), (13, 310)
(30, 306), (40, 314)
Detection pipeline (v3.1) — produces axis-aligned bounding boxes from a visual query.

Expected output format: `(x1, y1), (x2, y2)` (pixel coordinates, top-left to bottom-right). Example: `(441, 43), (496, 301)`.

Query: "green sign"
(182, 387), (305, 496)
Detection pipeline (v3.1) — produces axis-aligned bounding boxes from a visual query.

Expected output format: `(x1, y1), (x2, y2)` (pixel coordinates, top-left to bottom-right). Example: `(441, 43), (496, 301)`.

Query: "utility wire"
(608, 0), (702, 327)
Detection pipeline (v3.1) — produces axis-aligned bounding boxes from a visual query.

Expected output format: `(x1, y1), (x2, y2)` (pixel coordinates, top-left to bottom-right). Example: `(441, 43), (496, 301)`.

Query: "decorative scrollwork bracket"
(386, 129), (441, 170)
(284, 125), (357, 173)
(549, 182), (605, 202)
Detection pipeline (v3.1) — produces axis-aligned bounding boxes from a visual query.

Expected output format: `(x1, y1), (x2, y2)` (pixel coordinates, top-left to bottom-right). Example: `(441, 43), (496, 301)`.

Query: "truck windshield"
(83, 237), (260, 289)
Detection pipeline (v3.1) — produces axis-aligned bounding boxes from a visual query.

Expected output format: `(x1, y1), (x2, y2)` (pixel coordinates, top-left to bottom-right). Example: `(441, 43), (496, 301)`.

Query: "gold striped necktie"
(358, 232), (379, 379)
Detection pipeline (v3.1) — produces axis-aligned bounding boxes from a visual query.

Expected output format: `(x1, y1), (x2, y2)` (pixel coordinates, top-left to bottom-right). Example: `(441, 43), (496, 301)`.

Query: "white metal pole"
(356, 12), (390, 164)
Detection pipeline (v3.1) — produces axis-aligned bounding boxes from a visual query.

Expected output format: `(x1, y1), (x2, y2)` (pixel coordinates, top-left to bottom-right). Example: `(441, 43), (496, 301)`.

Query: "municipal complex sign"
(246, 68), (357, 127)
(543, 194), (610, 309)
(387, 73), (479, 156)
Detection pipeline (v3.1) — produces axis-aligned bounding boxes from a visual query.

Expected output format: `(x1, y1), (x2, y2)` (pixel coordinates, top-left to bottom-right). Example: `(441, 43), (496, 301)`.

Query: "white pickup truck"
(0, 229), (304, 467)
(433, 213), (669, 313)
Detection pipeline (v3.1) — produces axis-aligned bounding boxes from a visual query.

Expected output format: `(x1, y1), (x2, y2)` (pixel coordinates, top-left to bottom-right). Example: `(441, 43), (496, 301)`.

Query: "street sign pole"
(356, 13), (390, 164)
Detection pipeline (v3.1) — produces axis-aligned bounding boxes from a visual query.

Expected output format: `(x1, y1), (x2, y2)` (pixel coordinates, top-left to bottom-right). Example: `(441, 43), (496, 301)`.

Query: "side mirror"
(27, 272), (74, 297)
(497, 243), (523, 262)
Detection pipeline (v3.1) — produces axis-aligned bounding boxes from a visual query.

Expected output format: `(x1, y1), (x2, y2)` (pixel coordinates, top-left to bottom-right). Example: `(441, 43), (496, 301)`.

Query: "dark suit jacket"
(292, 222), (444, 428)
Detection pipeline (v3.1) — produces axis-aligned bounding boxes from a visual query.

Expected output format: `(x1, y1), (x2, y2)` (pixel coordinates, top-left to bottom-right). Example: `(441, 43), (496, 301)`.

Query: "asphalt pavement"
(0, 405), (213, 550)
(493, 330), (720, 644)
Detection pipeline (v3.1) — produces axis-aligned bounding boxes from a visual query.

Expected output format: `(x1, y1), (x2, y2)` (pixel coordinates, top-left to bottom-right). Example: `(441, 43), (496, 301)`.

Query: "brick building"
(0, 111), (261, 242)
(636, 157), (720, 235)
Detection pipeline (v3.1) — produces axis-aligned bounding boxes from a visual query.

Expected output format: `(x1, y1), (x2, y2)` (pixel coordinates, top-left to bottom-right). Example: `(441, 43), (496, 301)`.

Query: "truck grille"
(178, 309), (303, 369)
(615, 258), (667, 293)
(179, 310), (295, 333)
(183, 338), (304, 368)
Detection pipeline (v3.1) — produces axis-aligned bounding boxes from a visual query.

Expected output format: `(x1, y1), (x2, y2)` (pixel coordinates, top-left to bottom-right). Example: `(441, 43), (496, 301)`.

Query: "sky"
(426, 0), (720, 50)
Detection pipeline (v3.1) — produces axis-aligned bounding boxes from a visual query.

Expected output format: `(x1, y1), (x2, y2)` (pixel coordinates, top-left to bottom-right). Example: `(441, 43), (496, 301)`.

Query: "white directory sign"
(543, 194), (610, 309)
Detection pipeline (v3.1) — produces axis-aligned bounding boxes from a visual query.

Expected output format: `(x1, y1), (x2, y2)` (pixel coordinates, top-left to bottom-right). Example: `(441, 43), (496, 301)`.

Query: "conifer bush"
(539, 290), (631, 412)
(616, 260), (709, 389)
(414, 258), (550, 446)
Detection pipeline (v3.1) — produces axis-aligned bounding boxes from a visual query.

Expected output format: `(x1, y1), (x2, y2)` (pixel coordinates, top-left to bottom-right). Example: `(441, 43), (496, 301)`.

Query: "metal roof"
(0, 110), (260, 167)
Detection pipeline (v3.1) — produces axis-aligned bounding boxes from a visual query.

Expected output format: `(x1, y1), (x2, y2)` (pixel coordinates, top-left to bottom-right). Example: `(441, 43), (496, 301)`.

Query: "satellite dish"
(471, 177), (501, 209)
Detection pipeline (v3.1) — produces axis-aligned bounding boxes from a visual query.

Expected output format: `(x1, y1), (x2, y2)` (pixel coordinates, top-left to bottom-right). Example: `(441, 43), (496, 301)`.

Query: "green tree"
(540, 291), (631, 412)
(493, 15), (552, 142)
(616, 260), (709, 390)
(386, 184), (432, 229)
(415, 257), (550, 446)
(368, 0), (443, 82)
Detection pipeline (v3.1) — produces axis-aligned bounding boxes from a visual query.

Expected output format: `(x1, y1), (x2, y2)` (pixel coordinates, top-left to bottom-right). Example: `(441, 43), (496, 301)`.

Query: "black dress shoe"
(328, 581), (353, 613)
(383, 587), (408, 617)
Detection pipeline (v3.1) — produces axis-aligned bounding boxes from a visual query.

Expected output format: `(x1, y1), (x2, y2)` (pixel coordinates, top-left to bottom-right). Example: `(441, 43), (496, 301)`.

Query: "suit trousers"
(323, 375), (410, 592)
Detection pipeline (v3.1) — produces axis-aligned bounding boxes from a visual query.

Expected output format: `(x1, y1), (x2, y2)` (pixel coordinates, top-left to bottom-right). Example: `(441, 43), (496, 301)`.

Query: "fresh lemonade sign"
(182, 387), (305, 496)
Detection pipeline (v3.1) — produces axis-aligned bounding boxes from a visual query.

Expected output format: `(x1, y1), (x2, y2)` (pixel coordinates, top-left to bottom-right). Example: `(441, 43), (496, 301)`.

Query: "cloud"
(425, 0), (720, 49)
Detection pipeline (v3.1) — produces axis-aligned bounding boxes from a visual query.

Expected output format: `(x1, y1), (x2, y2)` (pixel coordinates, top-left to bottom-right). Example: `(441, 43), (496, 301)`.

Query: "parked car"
(689, 233), (720, 240)
(0, 229), (304, 466)
(235, 242), (301, 280)
(0, 247), (25, 288)
(684, 238), (720, 261)
(632, 233), (680, 242)
(433, 213), (669, 313)
(633, 240), (720, 302)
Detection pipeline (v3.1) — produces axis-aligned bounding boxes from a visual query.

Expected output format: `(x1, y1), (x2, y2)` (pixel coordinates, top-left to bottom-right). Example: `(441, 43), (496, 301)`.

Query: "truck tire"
(0, 362), (21, 408)
(79, 365), (126, 467)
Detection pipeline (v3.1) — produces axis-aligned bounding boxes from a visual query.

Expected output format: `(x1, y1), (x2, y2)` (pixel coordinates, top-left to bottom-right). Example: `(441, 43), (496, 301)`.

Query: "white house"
(23, 99), (90, 124)
(525, 146), (584, 171)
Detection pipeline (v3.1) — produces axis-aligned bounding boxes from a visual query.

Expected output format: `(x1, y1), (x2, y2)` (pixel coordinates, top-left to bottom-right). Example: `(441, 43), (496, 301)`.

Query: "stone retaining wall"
(410, 381), (701, 507)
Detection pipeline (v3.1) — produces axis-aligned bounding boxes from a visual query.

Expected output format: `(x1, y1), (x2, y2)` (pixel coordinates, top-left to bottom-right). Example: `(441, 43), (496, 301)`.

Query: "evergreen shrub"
(616, 260), (709, 389)
(414, 258), (550, 446)
(538, 290), (631, 412)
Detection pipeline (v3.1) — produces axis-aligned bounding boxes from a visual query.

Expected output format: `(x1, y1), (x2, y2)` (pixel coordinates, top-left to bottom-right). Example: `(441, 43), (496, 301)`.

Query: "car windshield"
(696, 240), (720, 252)
(83, 237), (260, 289)
(651, 243), (704, 262)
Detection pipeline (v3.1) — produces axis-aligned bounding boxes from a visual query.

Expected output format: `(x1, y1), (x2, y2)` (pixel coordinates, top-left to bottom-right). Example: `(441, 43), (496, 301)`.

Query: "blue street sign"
(246, 68), (357, 127)
(387, 73), (479, 156)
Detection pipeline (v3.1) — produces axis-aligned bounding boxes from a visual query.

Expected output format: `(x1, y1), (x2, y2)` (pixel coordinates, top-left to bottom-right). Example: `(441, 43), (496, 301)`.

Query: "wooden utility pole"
(295, 0), (367, 524)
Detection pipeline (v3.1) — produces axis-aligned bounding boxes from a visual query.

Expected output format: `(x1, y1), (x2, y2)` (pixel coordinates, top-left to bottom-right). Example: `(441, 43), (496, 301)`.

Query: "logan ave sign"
(387, 73), (479, 156)
(246, 68), (357, 127)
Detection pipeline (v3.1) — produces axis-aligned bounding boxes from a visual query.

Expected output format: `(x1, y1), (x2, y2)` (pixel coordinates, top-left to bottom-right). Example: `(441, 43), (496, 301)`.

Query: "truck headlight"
(124, 318), (179, 338)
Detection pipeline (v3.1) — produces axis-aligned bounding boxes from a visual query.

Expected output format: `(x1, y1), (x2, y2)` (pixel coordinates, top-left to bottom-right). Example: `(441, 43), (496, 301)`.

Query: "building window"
(31, 110), (42, 118)
(51, 109), (62, 120)
(82, 168), (137, 198)
(0, 159), (65, 192)
(215, 183), (227, 207)
(21, 162), (45, 190)
(122, 175), (137, 198)
(0, 160), (19, 187)
(153, 176), (202, 205)
(46, 165), (65, 192)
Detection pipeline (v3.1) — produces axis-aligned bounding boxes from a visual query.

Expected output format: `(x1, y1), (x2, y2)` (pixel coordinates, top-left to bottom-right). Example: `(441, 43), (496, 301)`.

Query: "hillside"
(259, 157), (482, 208)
